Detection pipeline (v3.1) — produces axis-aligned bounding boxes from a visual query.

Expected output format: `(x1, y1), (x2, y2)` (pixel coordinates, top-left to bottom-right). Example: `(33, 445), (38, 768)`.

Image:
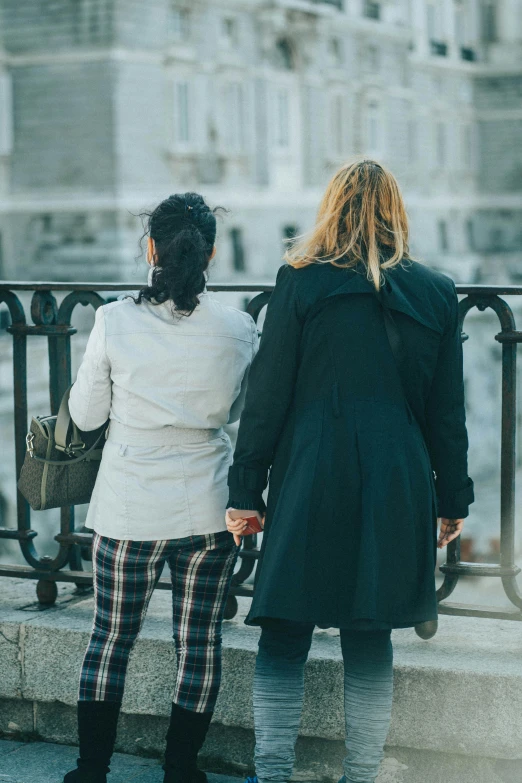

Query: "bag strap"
(54, 386), (84, 454)
(28, 384), (107, 466)
(28, 430), (106, 466)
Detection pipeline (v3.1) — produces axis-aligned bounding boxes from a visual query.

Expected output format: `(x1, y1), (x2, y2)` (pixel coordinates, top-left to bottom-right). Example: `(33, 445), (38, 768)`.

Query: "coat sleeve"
(227, 317), (260, 425)
(69, 306), (112, 431)
(424, 284), (474, 519)
(227, 265), (303, 512)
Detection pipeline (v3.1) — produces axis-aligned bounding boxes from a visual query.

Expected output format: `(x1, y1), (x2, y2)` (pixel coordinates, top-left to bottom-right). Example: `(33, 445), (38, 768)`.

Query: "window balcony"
(363, 1), (380, 20)
(461, 46), (477, 62)
(430, 40), (448, 57)
(306, 0), (344, 7)
(273, 0), (344, 11)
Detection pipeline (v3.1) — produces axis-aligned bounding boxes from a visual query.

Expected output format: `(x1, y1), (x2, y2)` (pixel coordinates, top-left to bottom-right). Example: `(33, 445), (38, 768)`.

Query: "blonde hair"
(285, 159), (410, 290)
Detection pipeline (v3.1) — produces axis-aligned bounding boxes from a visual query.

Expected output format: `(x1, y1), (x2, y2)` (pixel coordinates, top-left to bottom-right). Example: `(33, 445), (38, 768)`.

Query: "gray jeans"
(253, 621), (393, 783)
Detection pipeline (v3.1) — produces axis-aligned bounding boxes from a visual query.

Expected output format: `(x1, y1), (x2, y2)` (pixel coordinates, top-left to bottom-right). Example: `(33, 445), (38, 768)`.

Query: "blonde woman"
(225, 160), (474, 783)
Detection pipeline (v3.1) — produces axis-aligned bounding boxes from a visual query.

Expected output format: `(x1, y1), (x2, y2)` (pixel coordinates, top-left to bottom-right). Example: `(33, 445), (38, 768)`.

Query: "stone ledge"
(1, 577), (522, 782)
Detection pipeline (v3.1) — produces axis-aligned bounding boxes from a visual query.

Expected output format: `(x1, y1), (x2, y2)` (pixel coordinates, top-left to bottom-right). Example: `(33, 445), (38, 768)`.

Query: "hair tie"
(185, 203), (193, 214)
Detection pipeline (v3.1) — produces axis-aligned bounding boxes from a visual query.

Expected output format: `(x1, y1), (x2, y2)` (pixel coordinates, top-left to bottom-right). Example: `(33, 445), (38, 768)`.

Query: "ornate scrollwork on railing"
(416, 287), (522, 639)
(0, 282), (520, 634)
(0, 283), (273, 616)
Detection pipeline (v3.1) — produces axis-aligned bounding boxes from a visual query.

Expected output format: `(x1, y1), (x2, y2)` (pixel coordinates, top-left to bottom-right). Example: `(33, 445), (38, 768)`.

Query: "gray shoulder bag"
(17, 386), (108, 510)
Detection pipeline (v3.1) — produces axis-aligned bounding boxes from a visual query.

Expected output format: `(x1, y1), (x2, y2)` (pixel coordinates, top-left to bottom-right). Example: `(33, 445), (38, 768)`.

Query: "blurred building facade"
(0, 1), (521, 561)
(0, 0), (521, 285)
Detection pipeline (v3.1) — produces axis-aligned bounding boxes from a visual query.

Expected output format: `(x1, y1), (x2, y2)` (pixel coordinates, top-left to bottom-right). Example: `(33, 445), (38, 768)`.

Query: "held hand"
(225, 509), (248, 546)
(438, 517), (464, 549)
(225, 509), (265, 547)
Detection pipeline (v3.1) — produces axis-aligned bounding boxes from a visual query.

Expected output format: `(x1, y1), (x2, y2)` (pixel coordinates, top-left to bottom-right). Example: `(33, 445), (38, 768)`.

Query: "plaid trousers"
(79, 530), (238, 713)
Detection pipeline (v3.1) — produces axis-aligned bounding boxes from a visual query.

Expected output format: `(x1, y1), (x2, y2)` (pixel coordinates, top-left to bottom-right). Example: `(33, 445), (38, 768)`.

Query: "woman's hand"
(438, 518), (464, 549)
(225, 509), (264, 546)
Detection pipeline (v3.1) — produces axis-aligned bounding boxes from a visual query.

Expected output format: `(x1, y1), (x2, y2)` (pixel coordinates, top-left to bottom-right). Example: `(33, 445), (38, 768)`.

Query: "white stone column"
(497, 0), (522, 43)
(346, 0), (363, 18)
(411, 0), (429, 58)
(443, 0), (459, 61)
(382, 0), (409, 27)
(0, 70), (13, 158)
(488, 0), (522, 66)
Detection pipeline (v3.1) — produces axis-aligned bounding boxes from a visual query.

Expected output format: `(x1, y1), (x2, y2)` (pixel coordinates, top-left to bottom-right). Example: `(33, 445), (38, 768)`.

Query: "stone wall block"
(0, 698), (34, 736)
(122, 637), (177, 716)
(213, 647), (256, 727)
(389, 666), (522, 759)
(0, 621), (22, 699)
(21, 624), (90, 706)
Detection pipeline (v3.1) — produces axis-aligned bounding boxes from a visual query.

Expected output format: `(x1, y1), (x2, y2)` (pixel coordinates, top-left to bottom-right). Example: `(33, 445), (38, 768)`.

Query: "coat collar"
(323, 262), (444, 335)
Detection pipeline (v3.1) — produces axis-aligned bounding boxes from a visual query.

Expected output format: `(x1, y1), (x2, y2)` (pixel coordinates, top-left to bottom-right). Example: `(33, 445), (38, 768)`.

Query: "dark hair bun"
(135, 193), (224, 315)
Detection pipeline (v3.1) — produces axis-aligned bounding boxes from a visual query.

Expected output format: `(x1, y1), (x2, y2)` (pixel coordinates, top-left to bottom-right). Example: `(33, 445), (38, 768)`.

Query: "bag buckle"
(65, 442), (85, 457)
(26, 432), (35, 458)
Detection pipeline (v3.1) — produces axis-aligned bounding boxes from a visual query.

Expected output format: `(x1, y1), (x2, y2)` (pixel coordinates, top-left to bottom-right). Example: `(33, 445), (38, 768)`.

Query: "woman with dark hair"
(63, 193), (258, 783)
(226, 160), (474, 783)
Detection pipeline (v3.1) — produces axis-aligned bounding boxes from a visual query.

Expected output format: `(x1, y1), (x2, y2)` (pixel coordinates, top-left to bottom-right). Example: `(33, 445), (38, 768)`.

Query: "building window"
(466, 219), (475, 251)
(455, 4), (467, 46)
(221, 16), (238, 49)
(274, 88), (290, 148)
(0, 73), (13, 157)
(397, 54), (410, 87)
(462, 124), (474, 169)
(225, 83), (245, 152)
(489, 228), (504, 252)
(329, 37), (344, 67)
(427, 2), (444, 38)
(331, 94), (347, 156)
(275, 39), (295, 71)
(169, 5), (191, 41)
(363, 1), (381, 20)
(366, 101), (382, 155)
(436, 122), (446, 167)
(174, 82), (191, 145)
(481, 1), (497, 43)
(431, 40), (448, 56)
(456, 3), (477, 60)
(438, 220), (449, 252)
(461, 47), (476, 61)
(366, 45), (381, 73)
(230, 228), (246, 272)
(427, 2), (447, 55)
(407, 119), (417, 164)
(283, 225), (299, 242)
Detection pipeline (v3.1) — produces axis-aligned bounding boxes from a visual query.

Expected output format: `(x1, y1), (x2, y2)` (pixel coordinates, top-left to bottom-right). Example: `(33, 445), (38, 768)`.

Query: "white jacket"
(69, 291), (258, 540)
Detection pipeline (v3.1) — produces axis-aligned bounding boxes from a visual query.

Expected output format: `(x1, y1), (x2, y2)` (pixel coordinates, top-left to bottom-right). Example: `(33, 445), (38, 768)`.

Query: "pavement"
(2, 577), (522, 782)
(0, 739), (244, 783)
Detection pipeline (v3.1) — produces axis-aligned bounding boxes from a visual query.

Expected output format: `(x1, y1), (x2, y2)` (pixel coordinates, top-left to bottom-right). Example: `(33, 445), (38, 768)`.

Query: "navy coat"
(227, 260), (474, 629)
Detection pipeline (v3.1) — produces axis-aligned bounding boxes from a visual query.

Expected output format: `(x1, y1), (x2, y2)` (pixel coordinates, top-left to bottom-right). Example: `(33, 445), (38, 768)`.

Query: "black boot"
(63, 701), (121, 783)
(163, 702), (213, 783)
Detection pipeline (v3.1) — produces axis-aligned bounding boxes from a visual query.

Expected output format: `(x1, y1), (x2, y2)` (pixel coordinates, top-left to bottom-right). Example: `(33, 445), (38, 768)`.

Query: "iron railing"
(0, 281), (520, 638)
